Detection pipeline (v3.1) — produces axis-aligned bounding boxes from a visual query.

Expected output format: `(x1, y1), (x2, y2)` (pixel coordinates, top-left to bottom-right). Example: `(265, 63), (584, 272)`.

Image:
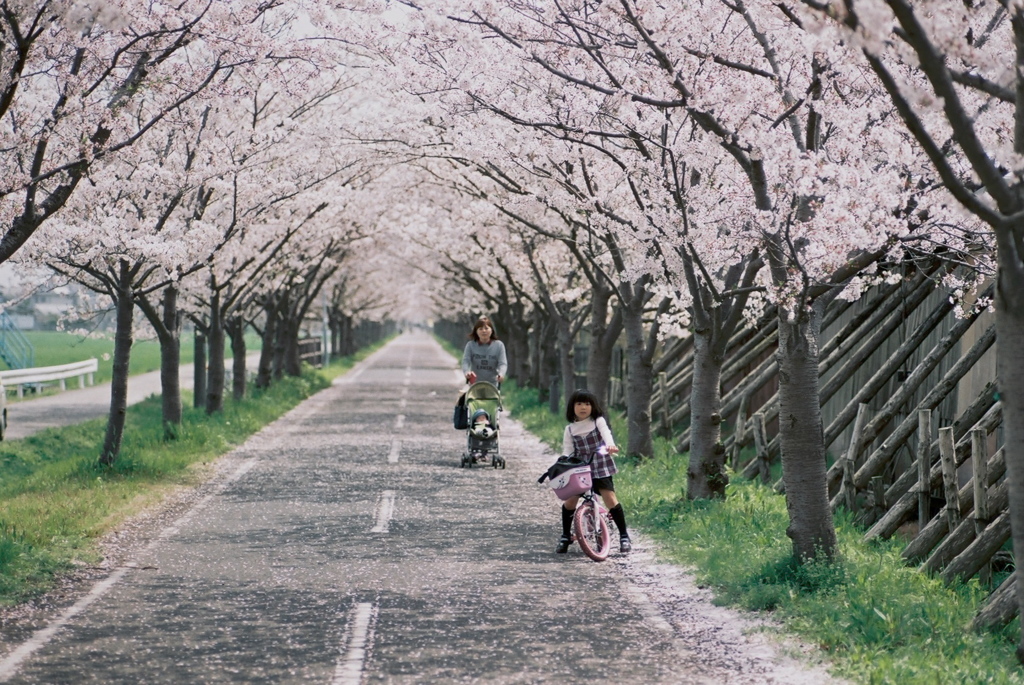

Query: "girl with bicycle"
(555, 389), (632, 555)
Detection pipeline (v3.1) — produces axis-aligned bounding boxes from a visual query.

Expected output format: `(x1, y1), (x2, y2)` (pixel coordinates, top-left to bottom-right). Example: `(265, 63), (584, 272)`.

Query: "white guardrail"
(0, 359), (99, 398)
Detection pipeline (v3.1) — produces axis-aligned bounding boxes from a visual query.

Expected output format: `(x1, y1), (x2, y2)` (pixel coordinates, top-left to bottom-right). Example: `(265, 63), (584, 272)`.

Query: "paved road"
(4, 355), (259, 441)
(0, 333), (836, 683)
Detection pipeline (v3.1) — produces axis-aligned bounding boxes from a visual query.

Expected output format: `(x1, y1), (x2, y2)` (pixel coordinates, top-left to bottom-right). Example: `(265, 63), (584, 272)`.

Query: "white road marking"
(398, 398), (406, 409)
(388, 440), (401, 464)
(370, 491), (396, 533)
(0, 568), (128, 682)
(0, 458), (259, 682)
(342, 364), (368, 383)
(332, 602), (377, 685)
(394, 415), (405, 430)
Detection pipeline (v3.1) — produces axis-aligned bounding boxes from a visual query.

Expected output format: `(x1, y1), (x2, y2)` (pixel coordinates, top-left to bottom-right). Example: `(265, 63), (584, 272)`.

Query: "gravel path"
(0, 332), (842, 683)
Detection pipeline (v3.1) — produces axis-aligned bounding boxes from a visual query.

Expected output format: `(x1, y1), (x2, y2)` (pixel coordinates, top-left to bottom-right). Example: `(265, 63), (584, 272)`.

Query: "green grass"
(499, 378), (1024, 685)
(0, 340), (385, 605)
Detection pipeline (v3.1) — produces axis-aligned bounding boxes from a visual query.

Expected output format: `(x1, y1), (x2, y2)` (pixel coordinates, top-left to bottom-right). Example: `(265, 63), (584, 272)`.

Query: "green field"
(1, 331), (262, 391)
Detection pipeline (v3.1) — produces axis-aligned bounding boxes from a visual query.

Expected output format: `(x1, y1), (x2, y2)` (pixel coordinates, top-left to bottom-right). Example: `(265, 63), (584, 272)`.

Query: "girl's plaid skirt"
(572, 427), (617, 479)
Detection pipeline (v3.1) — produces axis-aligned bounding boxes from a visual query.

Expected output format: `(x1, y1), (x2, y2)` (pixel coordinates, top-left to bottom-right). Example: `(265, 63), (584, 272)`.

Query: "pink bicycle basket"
(550, 465), (592, 499)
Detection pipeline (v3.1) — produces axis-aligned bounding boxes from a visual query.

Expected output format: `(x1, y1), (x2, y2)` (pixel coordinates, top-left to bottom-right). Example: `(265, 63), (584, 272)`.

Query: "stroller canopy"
(466, 381), (501, 404)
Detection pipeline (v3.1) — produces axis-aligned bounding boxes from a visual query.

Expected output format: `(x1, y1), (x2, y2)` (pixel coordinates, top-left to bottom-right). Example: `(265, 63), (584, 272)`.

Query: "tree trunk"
(273, 315), (289, 379)
(505, 305), (531, 383)
(557, 316), (576, 400)
(228, 315), (247, 401)
(206, 289), (225, 414)
(342, 316), (355, 356)
(776, 299), (838, 561)
(587, 287), (622, 408)
(135, 285), (182, 436)
(621, 288), (654, 458)
(193, 331), (207, 408)
(285, 318), (303, 376)
(995, 234), (1024, 659)
(329, 317), (340, 360)
(158, 287), (182, 431)
(535, 314), (556, 402)
(687, 328), (727, 498)
(256, 297), (278, 390)
(100, 260), (134, 467)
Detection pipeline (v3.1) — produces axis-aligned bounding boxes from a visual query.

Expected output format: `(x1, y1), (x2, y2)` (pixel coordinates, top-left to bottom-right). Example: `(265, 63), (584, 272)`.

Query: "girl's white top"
(561, 416), (616, 456)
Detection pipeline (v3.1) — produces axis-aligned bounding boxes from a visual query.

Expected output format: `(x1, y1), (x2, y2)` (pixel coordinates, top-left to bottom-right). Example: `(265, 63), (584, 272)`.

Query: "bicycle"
(572, 490), (612, 561)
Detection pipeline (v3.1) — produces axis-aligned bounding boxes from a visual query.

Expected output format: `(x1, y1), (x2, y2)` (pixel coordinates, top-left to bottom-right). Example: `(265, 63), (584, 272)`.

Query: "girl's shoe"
(619, 536), (632, 553)
(555, 536), (571, 553)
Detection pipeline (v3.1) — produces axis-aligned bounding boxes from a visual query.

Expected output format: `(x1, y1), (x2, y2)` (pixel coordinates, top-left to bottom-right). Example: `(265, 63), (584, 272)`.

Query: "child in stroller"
(461, 381), (505, 469)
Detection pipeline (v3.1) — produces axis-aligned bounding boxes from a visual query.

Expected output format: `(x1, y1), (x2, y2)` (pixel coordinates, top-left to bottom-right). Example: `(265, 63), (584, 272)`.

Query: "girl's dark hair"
(468, 316), (500, 343)
(566, 389), (605, 422)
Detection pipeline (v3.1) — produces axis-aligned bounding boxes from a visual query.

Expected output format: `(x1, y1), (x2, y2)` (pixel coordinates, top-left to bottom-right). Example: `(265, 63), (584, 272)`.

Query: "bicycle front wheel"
(574, 502), (611, 561)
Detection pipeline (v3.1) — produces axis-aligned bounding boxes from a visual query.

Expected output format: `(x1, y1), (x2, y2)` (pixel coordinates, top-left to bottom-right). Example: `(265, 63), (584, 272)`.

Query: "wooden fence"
(648, 263), (1014, 627)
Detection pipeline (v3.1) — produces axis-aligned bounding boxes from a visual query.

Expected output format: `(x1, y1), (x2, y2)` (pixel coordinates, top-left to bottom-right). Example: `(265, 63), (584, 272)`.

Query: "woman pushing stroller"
(459, 317), (507, 467)
(462, 317), (507, 386)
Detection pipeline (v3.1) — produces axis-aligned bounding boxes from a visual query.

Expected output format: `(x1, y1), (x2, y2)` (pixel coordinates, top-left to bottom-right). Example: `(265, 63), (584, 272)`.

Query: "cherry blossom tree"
(11, 4), (367, 460)
(368, 0), (967, 561)
(800, 0), (1024, 653)
(0, 1), (307, 266)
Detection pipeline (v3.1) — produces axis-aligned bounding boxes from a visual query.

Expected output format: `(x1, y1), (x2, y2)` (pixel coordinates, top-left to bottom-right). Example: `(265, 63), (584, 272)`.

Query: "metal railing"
(0, 358), (98, 398)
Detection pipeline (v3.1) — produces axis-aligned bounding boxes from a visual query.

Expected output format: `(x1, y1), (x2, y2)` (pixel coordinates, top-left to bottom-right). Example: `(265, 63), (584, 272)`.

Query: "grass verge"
(0, 341), (384, 605)
(499, 378), (1024, 685)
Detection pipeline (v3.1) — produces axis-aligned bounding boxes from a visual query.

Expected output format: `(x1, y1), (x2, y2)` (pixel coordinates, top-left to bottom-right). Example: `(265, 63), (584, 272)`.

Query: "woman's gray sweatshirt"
(461, 340), (508, 384)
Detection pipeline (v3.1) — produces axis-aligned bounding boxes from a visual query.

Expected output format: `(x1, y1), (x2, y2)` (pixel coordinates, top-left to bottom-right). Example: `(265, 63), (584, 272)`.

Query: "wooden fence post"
(972, 428), (991, 586)
(871, 476), (886, 523)
(939, 427), (961, 534)
(731, 393), (750, 472)
(917, 409), (932, 528)
(972, 570), (1018, 631)
(658, 371), (671, 435)
(752, 413), (769, 484)
(840, 403), (870, 513)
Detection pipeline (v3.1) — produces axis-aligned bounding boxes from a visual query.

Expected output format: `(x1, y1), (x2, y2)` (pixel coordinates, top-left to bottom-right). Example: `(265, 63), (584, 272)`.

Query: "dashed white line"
(0, 568), (129, 681)
(394, 414), (405, 430)
(388, 440), (401, 464)
(332, 602), (377, 685)
(370, 491), (396, 533)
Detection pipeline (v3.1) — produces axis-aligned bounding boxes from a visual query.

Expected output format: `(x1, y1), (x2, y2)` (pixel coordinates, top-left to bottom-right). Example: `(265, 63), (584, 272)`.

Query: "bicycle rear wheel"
(573, 501), (610, 561)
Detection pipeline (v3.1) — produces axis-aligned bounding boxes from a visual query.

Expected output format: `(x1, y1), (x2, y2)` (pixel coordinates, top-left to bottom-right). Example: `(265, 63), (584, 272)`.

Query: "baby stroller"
(460, 381), (505, 469)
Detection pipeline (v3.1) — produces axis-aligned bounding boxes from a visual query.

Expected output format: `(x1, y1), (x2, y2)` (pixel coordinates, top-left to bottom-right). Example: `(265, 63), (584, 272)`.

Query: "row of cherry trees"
(353, 0), (988, 565)
(1, 3), (403, 464)
(346, 0), (1024, 638)
(5, 0), (1024, 656)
